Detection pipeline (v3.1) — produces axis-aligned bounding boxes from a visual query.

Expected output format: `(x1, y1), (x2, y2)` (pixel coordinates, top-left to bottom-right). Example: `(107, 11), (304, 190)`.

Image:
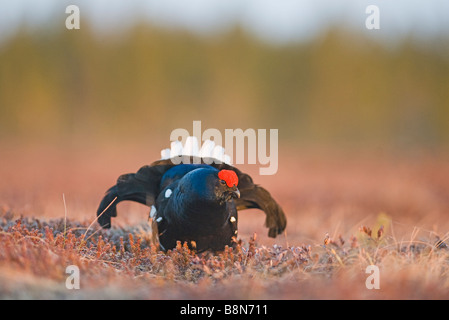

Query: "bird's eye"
(220, 180), (226, 185)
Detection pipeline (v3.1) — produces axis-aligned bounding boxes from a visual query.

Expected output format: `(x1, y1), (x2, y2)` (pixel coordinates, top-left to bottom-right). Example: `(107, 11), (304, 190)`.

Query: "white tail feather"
(223, 154), (232, 165)
(183, 136), (199, 156)
(161, 136), (231, 165)
(160, 148), (171, 160)
(212, 145), (225, 161)
(199, 139), (215, 158)
(170, 141), (183, 157)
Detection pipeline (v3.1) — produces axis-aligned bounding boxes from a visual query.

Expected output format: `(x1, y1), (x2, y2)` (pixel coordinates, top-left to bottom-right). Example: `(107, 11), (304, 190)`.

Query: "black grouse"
(97, 154), (287, 252)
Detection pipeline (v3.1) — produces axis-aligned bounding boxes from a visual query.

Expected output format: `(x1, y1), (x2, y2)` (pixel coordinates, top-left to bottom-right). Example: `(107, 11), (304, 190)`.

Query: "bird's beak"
(231, 187), (240, 199)
(223, 186), (240, 202)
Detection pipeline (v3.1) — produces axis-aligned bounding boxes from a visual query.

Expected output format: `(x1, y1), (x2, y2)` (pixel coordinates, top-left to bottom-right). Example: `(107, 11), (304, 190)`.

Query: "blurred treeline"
(0, 23), (448, 148)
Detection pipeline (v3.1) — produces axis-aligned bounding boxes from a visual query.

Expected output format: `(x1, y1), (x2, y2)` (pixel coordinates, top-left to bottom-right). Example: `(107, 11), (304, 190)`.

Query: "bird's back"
(159, 164), (211, 190)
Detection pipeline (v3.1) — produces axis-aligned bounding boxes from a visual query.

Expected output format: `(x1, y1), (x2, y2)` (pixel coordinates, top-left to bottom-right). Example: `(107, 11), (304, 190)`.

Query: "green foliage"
(0, 24), (448, 147)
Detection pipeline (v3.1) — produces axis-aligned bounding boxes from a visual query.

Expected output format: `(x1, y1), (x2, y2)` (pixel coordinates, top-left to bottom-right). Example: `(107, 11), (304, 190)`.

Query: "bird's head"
(216, 169), (240, 203)
(178, 167), (240, 205)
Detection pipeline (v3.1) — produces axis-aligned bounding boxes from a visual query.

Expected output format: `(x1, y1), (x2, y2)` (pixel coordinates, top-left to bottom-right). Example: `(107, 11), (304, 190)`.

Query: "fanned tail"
(160, 136), (231, 165)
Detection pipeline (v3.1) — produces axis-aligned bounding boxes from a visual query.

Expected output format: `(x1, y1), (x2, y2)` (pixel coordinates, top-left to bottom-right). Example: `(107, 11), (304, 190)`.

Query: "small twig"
(77, 197), (117, 251)
(82, 196), (117, 239)
(62, 193), (67, 248)
(85, 226), (105, 243)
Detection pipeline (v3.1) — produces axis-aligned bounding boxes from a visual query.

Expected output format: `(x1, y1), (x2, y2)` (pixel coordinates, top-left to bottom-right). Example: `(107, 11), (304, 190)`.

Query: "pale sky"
(1, 0), (448, 43)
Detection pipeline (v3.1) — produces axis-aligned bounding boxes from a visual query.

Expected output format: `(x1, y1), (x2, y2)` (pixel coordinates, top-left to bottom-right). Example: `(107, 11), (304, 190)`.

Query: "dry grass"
(1, 210), (449, 299)
(1, 144), (449, 299)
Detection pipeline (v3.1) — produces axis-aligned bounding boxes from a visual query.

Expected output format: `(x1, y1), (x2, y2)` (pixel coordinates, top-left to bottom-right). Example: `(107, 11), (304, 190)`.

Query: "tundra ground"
(1, 144), (448, 299)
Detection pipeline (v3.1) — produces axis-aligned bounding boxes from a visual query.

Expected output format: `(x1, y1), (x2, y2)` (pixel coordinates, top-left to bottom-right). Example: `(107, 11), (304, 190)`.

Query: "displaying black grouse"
(97, 155), (287, 252)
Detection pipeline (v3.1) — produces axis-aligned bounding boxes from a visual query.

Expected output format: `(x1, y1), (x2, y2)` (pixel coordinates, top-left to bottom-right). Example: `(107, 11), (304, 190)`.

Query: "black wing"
(96, 162), (173, 228)
(97, 156), (287, 237)
(209, 162), (287, 238)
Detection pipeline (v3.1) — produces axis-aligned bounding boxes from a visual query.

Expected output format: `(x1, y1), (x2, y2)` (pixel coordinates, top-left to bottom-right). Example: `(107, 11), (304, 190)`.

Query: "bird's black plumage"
(96, 156), (287, 252)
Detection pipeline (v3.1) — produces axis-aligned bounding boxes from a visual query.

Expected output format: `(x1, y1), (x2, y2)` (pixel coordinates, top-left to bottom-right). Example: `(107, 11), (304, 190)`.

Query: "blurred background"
(0, 1), (448, 243)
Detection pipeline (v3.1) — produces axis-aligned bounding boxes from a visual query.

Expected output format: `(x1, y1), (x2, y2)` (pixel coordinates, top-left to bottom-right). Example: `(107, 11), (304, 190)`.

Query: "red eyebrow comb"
(218, 170), (238, 187)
